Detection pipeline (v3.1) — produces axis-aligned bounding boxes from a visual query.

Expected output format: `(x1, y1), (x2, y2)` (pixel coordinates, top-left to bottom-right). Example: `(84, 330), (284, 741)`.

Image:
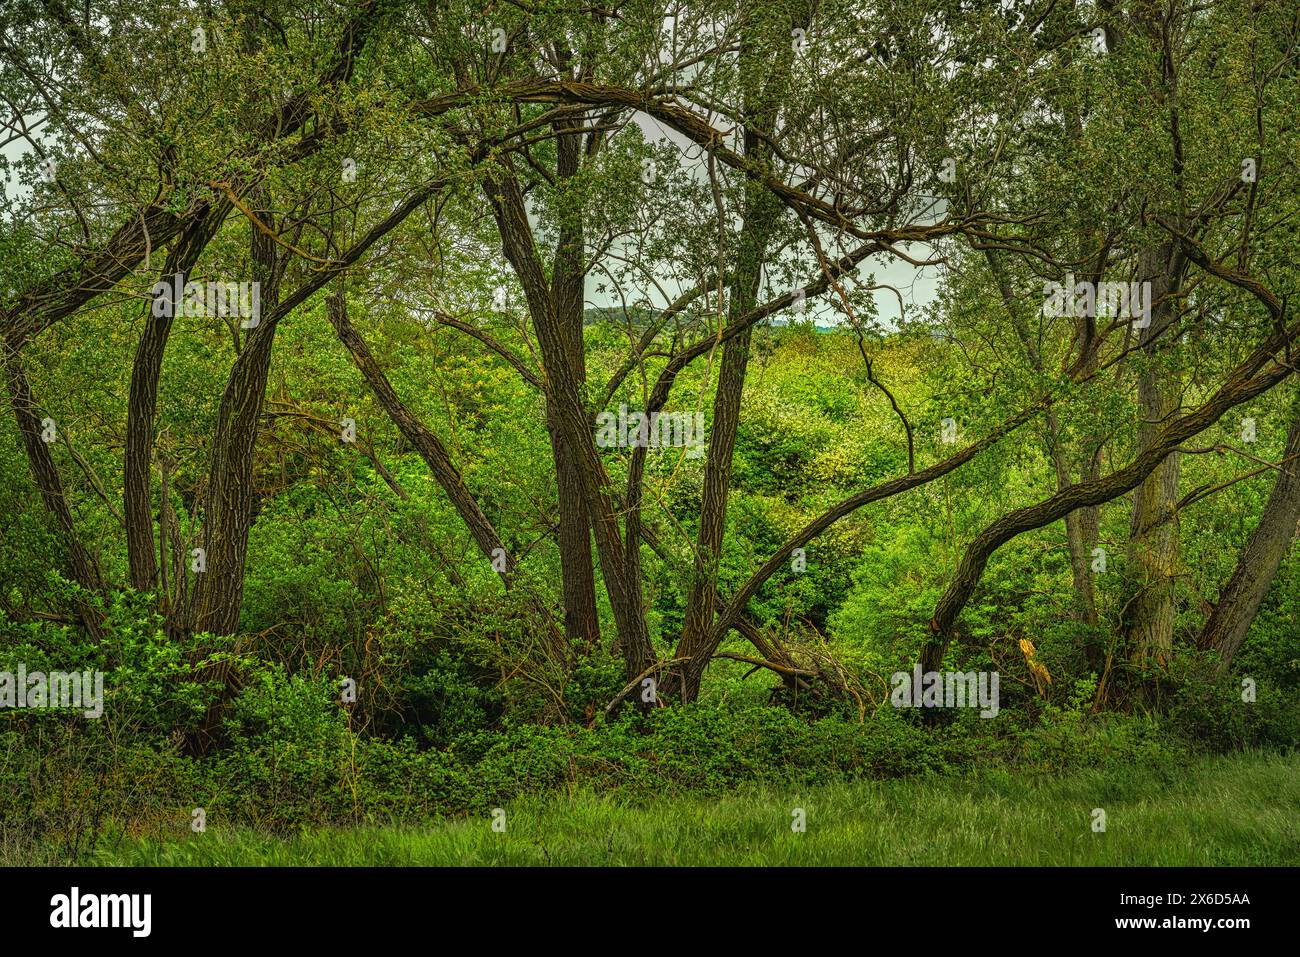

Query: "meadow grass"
(77, 750), (1299, 866)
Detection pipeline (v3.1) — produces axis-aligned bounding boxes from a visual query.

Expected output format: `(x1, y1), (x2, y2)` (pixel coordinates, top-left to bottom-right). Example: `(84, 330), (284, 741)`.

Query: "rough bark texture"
(547, 114), (601, 656)
(671, 180), (777, 700)
(3, 345), (106, 638)
(635, 520), (802, 688)
(191, 219), (284, 638)
(4, 203), (185, 351)
(124, 206), (227, 591)
(667, 12), (794, 702)
(1126, 242), (1184, 668)
(923, 315), (1298, 671)
(1198, 391), (1300, 675)
(485, 170), (655, 682)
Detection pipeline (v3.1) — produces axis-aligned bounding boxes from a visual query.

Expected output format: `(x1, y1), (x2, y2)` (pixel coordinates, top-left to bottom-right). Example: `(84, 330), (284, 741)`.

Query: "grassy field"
(52, 751), (1297, 866)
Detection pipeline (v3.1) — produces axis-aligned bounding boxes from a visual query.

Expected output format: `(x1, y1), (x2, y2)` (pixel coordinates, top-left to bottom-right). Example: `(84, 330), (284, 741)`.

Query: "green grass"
(74, 751), (1299, 866)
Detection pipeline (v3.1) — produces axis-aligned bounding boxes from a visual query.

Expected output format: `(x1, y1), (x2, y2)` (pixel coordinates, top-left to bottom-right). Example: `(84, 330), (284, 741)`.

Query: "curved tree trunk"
(124, 206), (226, 592)
(922, 325), (1297, 672)
(1198, 391), (1300, 675)
(3, 346), (106, 639)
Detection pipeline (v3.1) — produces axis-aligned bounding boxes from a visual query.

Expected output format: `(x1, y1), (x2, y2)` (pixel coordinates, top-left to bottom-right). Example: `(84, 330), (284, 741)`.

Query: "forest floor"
(60, 750), (1299, 866)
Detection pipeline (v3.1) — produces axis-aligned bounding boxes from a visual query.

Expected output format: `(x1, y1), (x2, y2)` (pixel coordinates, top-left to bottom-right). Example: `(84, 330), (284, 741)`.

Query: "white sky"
(2, 100), (939, 328)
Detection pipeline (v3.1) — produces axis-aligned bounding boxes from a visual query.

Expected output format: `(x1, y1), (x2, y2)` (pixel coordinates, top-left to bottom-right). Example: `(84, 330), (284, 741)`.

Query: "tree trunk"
(484, 170), (655, 683)
(3, 345), (106, 638)
(324, 292), (566, 660)
(124, 207), (225, 592)
(546, 115), (601, 655)
(669, 13), (794, 700)
(671, 190), (774, 700)
(1198, 390), (1300, 675)
(190, 221), (284, 637)
(547, 417), (599, 655)
(1126, 242), (1183, 668)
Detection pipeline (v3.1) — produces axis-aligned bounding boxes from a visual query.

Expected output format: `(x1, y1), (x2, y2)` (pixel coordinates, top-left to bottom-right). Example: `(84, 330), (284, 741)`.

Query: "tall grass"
(78, 751), (1299, 866)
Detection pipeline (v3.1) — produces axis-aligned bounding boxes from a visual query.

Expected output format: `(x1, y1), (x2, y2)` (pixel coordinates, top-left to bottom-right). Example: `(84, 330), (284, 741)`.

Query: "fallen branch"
(711, 652), (816, 677)
(601, 657), (690, 720)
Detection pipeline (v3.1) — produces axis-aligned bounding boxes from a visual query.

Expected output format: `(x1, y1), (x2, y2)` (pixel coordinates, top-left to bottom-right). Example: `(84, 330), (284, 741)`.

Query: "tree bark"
(190, 215), (284, 637)
(671, 178), (778, 700)
(923, 316), (1298, 671)
(667, 10), (794, 701)
(124, 206), (227, 592)
(546, 114), (601, 656)
(1126, 242), (1185, 668)
(1198, 390), (1300, 675)
(3, 344), (106, 638)
(484, 169), (655, 682)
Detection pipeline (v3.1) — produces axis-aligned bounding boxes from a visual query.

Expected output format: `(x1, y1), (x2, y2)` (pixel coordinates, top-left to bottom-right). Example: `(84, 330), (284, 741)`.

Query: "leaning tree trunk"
(922, 323), (1296, 672)
(1198, 390), (1300, 676)
(324, 292), (566, 661)
(3, 344), (106, 639)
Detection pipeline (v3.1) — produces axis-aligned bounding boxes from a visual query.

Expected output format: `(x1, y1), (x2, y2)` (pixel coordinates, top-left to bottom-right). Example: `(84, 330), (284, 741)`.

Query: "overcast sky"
(624, 111), (941, 327)
(2, 106), (940, 328)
